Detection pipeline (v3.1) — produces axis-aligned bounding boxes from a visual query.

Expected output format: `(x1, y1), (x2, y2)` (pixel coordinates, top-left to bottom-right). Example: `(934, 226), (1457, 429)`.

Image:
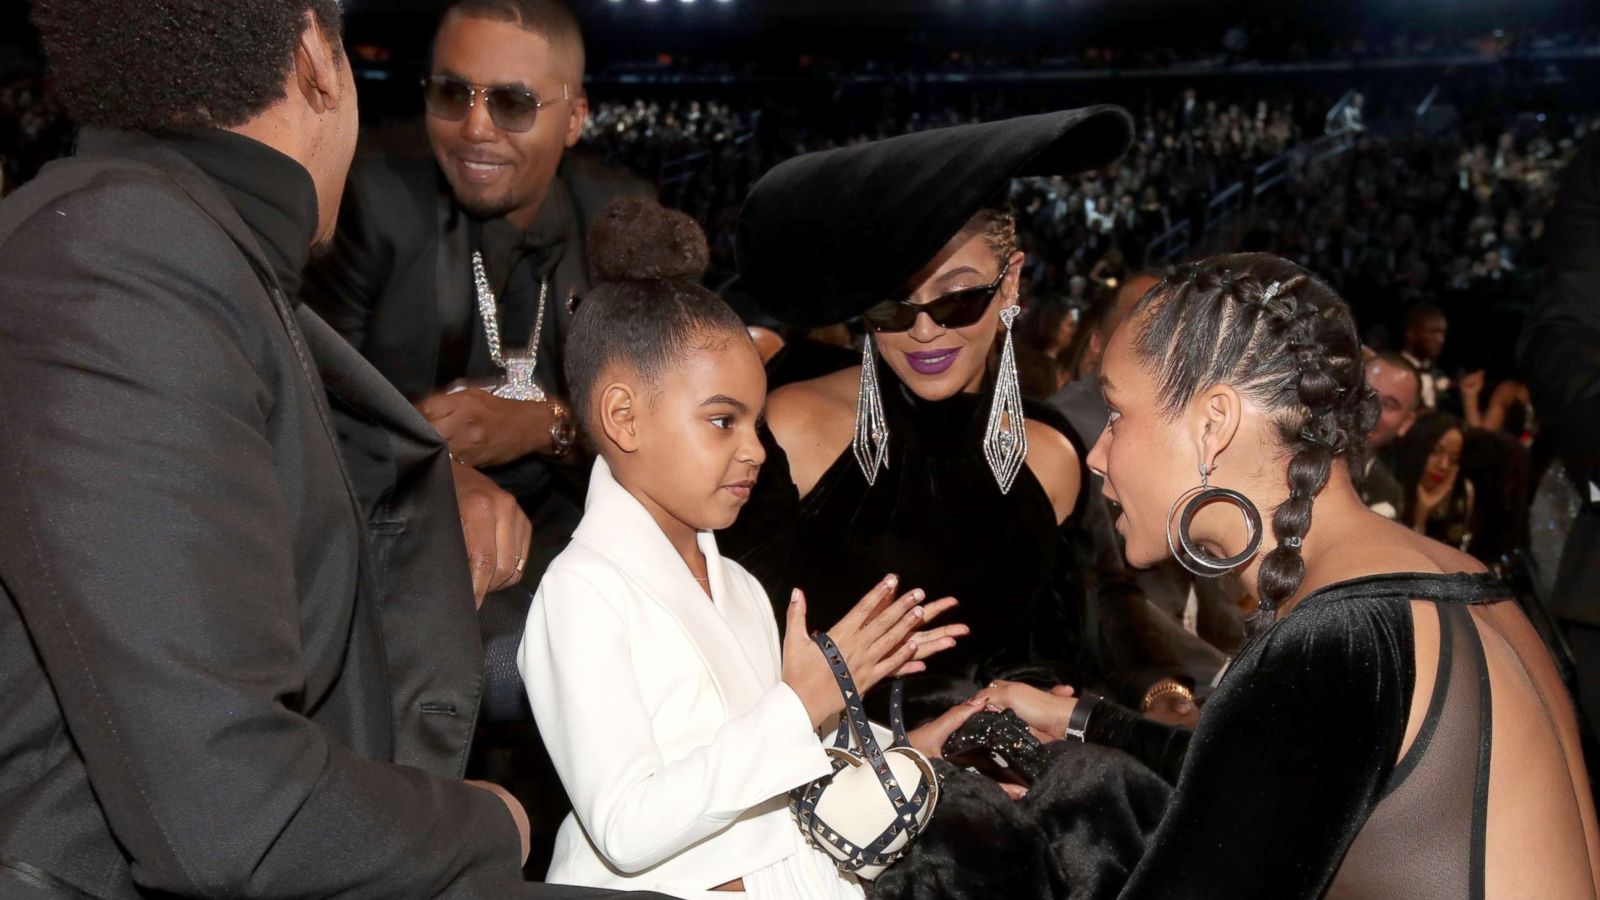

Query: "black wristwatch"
(1064, 691), (1101, 742)
(547, 400), (577, 459)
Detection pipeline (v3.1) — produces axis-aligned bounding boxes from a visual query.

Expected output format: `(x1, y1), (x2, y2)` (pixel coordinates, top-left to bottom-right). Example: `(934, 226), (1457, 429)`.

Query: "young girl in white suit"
(518, 198), (971, 899)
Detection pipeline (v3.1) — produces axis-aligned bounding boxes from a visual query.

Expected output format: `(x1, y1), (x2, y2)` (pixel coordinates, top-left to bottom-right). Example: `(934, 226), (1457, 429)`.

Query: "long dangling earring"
(1166, 462), (1264, 577)
(984, 305), (1029, 494)
(852, 331), (890, 486)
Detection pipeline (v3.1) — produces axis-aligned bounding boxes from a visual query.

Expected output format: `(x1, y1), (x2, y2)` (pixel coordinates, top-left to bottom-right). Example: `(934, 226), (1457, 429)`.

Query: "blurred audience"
(1395, 411), (1475, 551)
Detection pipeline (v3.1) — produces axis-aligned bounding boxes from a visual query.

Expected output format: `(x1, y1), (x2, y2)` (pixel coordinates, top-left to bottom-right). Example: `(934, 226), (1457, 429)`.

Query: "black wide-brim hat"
(736, 105), (1134, 328)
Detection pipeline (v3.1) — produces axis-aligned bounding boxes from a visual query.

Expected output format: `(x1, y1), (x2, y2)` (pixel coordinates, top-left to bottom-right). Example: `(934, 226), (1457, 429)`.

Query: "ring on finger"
(514, 555), (527, 573)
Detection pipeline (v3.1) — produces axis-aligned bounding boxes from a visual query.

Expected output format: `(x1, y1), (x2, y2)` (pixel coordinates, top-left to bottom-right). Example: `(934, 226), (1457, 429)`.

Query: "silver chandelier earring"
(983, 305), (1028, 494)
(852, 332), (890, 485)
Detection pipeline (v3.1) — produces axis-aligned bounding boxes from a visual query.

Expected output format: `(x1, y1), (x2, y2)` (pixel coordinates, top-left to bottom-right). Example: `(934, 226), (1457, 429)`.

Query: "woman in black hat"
(723, 107), (1136, 724)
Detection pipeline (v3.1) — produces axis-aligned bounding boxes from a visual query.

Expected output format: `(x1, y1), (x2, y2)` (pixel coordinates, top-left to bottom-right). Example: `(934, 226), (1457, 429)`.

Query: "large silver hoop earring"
(1166, 463), (1263, 577)
(983, 305), (1029, 494)
(852, 331), (890, 486)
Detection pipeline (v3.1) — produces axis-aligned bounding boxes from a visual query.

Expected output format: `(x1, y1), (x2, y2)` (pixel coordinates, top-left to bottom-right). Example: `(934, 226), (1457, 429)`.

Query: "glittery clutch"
(940, 708), (1051, 785)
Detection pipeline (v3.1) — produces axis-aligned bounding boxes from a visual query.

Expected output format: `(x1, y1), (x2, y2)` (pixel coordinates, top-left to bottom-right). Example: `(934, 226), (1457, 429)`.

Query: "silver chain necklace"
(472, 250), (547, 402)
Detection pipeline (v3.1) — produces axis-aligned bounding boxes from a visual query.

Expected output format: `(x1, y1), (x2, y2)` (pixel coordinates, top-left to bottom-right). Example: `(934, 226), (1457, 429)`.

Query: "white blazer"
(519, 458), (864, 899)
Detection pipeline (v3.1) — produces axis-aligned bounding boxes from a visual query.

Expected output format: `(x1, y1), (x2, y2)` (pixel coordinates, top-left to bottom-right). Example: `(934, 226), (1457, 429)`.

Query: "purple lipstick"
(904, 347), (961, 376)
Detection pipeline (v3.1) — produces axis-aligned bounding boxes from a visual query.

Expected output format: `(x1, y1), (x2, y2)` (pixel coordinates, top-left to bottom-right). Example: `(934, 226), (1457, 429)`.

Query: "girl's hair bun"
(589, 195), (709, 284)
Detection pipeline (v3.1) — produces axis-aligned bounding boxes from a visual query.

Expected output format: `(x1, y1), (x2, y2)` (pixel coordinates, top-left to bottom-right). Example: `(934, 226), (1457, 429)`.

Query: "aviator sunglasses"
(862, 262), (1012, 332)
(422, 75), (571, 133)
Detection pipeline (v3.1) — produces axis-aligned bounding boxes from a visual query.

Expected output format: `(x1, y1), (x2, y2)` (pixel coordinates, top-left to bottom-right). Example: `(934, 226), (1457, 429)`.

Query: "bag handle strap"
(828, 680), (908, 749)
(811, 633), (917, 817)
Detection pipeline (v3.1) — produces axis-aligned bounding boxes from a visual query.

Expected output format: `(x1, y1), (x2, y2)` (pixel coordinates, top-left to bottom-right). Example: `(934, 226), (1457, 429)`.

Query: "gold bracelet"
(1139, 680), (1194, 713)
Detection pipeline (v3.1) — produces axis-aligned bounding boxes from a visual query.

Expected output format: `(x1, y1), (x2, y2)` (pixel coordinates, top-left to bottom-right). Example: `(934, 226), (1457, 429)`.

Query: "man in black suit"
(303, 1), (652, 869)
(1520, 131), (1600, 730)
(305, 0), (651, 598)
(0, 2), (647, 897)
(1401, 302), (1453, 412)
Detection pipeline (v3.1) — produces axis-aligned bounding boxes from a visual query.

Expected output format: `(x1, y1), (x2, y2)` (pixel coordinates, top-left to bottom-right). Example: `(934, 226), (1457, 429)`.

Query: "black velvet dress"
(1079, 571), (1507, 899)
(721, 364), (1093, 724)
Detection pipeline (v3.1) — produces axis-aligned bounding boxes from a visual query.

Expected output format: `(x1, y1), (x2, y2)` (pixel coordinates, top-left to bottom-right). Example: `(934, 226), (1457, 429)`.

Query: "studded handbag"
(789, 632), (940, 881)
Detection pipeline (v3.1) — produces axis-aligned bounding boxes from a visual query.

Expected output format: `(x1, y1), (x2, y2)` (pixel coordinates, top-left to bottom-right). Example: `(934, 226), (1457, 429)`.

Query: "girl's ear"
(599, 382), (640, 453)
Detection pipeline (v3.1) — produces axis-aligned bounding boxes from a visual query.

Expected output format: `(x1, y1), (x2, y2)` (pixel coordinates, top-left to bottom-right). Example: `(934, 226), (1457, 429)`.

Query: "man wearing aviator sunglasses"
(303, 0), (652, 865)
(305, 0), (650, 548)
(423, 75), (573, 136)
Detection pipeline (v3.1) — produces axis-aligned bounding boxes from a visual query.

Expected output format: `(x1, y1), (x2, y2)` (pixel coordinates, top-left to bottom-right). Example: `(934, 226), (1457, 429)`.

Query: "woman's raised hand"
(781, 575), (961, 729)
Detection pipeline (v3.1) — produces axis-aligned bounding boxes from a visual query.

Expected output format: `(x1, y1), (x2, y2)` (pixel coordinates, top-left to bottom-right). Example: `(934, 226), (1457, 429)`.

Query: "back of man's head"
(1099, 270), (1162, 339)
(443, 0), (585, 83)
(32, 0), (343, 133)
(1073, 269), (1161, 378)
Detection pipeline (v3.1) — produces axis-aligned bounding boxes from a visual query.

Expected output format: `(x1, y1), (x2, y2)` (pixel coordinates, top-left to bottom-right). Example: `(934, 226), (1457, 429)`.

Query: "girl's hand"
(781, 576), (960, 728)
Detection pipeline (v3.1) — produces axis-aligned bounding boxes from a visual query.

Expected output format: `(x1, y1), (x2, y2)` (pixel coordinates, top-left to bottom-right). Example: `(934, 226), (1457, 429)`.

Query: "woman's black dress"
(1081, 571), (1507, 899)
(721, 364), (1093, 723)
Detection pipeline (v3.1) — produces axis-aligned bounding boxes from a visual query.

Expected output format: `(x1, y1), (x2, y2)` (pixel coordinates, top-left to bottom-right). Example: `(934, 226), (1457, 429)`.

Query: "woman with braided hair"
(976, 253), (1599, 898)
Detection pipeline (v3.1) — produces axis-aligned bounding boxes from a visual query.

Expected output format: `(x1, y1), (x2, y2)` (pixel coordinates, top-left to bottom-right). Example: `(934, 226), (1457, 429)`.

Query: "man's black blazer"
(305, 151), (652, 402)
(0, 130), (626, 898)
(1520, 131), (1600, 625)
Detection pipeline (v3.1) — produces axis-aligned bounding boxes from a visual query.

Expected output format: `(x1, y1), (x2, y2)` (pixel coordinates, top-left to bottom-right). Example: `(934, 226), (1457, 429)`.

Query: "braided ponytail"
(1132, 254), (1379, 628)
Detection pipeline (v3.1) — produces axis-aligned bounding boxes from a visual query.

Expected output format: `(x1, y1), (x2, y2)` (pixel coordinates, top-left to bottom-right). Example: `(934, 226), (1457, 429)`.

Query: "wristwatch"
(547, 400), (577, 459)
(1065, 691), (1101, 742)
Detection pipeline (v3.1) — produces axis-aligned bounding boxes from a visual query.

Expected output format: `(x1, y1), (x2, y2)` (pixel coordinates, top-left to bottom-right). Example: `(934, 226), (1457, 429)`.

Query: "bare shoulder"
(767, 368), (859, 496)
(1023, 418), (1081, 524)
(1300, 514), (1488, 598)
(767, 368), (857, 440)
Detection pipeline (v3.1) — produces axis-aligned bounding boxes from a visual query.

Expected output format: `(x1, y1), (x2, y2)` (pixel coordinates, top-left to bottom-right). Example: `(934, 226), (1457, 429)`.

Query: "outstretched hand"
(781, 575), (962, 729)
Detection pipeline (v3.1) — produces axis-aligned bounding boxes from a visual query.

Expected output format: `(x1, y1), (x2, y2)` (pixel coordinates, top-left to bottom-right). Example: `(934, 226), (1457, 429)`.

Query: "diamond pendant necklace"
(472, 250), (548, 402)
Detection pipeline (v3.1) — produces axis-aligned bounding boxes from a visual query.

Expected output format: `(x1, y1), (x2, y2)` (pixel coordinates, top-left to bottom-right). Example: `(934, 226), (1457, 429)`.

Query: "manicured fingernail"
(912, 605), (925, 618)
(790, 589), (800, 604)
(908, 589), (924, 602)
(966, 696), (985, 706)
(885, 574), (898, 588)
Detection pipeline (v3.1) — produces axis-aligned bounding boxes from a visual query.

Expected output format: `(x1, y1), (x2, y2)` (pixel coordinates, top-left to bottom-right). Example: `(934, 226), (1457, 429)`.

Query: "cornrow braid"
(1132, 253), (1379, 629)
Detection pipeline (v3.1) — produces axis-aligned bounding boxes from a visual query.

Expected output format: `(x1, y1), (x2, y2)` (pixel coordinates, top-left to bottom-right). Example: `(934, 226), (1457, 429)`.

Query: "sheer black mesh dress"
(1082, 571), (1506, 899)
